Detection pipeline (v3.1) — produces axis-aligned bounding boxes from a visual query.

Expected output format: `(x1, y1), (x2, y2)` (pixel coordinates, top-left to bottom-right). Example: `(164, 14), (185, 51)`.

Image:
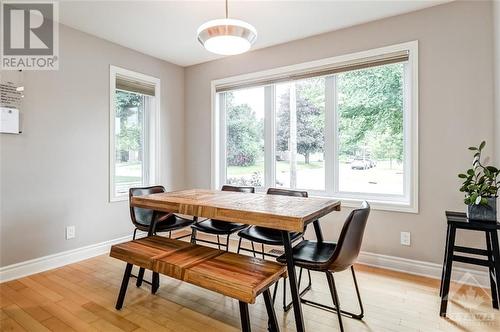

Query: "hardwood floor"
(0, 236), (498, 332)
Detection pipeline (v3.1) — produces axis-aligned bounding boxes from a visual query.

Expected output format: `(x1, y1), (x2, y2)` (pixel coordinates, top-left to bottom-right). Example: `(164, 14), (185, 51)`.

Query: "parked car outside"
(351, 158), (370, 170)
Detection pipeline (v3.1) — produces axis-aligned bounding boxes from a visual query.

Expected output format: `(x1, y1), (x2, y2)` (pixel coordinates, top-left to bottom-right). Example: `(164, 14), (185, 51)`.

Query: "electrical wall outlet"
(66, 226), (76, 240)
(400, 231), (411, 246)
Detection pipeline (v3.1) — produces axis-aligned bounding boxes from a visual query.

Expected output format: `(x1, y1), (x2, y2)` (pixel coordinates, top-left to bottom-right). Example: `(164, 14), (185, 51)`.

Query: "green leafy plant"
(458, 141), (500, 205)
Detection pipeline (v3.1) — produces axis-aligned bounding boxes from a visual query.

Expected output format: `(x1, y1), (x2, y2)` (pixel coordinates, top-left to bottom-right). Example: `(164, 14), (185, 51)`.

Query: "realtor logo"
(446, 272), (495, 326)
(1, 1), (59, 70)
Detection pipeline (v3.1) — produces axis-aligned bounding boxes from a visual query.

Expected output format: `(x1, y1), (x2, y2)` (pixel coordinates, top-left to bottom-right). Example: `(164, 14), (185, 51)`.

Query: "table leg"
(145, 211), (159, 292)
(489, 230), (500, 309)
(147, 211), (159, 237)
(281, 230), (305, 332)
(440, 224), (451, 297)
(312, 220), (324, 243)
(485, 231), (498, 309)
(440, 225), (456, 317)
(191, 216), (198, 244)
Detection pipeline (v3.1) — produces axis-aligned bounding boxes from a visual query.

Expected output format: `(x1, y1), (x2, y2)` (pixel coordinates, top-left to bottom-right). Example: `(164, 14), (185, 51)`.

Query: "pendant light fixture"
(197, 0), (257, 55)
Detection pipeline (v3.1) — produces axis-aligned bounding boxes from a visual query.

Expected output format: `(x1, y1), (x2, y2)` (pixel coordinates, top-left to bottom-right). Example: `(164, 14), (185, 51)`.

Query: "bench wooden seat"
(110, 236), (285, 331)
(110, 236), (192, 270)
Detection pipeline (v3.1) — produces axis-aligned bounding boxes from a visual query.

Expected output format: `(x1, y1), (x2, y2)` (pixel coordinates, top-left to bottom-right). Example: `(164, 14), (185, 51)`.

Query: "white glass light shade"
(197, 18), (257, 55)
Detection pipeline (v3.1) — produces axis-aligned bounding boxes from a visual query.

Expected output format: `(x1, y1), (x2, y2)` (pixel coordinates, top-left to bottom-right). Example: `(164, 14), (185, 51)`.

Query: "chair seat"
(276, 240), (336, 271)
(238, 226), (302, 246)
(191, 219), (248, 235)
(136, 214), (195, 233)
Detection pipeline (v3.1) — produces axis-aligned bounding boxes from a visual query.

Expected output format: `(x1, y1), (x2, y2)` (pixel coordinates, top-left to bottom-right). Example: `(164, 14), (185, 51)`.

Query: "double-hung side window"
(213, 42), (418, 212)
(109, 66), (160, 201)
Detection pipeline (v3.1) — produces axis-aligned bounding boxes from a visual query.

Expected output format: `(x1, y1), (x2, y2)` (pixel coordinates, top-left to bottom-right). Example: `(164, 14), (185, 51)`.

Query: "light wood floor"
(0, 237), (499, 332)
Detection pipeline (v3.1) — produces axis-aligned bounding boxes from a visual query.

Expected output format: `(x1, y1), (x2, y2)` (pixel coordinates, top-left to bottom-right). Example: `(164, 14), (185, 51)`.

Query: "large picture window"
(109, 66), (160, 201)
(213, 42), (418, 212)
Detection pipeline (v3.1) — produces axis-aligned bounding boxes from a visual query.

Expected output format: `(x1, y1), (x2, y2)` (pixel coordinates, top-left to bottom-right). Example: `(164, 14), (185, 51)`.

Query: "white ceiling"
(58, 0), (450, 67)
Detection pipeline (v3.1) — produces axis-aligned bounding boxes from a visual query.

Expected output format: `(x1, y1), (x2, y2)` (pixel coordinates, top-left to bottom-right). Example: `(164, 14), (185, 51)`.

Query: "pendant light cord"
(225, 0), (228, 18)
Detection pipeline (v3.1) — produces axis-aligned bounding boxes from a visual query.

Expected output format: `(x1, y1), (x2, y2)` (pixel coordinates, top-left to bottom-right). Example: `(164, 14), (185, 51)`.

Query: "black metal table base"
(281, 230), (306, 332)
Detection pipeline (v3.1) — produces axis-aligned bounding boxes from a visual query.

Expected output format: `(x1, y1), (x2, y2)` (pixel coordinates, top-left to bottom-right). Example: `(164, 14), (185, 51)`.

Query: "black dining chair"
(277, 201), (370, 332)
(129, 186), (195, 290)
(190, 185), (255, 250)
(237, 187), (313, 311)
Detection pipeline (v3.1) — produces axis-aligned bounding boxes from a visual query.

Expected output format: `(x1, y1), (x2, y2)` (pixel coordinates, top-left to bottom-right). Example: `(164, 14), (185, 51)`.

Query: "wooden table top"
(131, 189), (341, 232)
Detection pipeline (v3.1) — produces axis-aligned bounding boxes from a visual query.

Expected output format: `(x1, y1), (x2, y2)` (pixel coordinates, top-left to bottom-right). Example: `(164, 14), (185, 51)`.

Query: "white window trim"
(109, 65), (161, 202)
(211, 41), (419, 213)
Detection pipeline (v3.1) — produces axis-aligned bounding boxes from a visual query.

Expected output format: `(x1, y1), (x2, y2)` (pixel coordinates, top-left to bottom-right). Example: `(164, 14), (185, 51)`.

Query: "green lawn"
(116, 175), (141, 183)
(116, 162), (142, 183)
(228, 160), (323, 175)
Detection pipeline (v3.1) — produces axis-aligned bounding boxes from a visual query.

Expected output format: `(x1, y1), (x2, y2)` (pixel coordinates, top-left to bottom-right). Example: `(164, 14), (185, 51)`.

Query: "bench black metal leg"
(116, 263), (133, 310)
(263, 288), (280, 332)
(490, 230), (500, 309)
(136, 267), (145, 287)
(281, 230), (305, 332)
(440, 225), (456, 317)
(239, 301), (251, 332)
(152, 272), (160, 294)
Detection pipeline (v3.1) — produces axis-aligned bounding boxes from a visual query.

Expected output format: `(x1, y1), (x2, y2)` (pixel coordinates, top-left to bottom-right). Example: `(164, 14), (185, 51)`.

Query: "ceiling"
(58, 0), (450, 67)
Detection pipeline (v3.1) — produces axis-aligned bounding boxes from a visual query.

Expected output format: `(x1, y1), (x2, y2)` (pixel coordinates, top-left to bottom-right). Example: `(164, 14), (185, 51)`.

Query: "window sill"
(109, 195), (128, 203)
(252, 188), (417, 213)
(333, 197), (418, 214)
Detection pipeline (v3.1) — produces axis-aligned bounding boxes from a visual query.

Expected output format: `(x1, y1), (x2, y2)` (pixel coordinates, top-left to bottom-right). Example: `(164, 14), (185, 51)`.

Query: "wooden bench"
(110, 236), (286, 331)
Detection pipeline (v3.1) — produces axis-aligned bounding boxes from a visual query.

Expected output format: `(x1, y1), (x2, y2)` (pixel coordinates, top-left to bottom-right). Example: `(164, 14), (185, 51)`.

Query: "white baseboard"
(0, 235), (132, 283)
(358, 251), (490, 288)
(0, 234), (490, 289)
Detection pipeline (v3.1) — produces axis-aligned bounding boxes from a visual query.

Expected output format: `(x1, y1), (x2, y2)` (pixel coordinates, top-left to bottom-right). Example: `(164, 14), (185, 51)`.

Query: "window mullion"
(219, 93), (227, 188)
(142, 96), (149, 185)
(325, 76), (336, 195)
(264, 85), (275, 189)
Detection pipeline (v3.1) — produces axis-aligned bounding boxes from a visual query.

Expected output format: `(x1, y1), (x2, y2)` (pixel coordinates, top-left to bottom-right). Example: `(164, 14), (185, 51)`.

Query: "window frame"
(109, 65), (161, 202)
(211, 41), (418, 213)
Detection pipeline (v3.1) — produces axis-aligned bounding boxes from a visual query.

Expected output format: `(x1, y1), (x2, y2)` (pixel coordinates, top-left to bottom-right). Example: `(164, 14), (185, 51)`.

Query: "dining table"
(130, 188), (341, 332)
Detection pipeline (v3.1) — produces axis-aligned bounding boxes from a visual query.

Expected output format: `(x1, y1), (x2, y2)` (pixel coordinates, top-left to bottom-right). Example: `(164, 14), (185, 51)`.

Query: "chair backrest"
(266, 187), (308, 198)
(329, 201), (370, 272)
(221, 185), (255, 193)
(129, 186), (165, 227)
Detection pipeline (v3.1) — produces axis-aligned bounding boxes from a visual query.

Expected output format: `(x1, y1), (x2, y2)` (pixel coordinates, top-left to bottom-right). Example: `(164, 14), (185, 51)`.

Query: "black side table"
(440, 211), (500, 317)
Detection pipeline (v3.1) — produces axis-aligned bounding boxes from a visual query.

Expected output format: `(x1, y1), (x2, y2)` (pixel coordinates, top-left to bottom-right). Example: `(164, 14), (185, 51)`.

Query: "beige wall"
(184, 1), (495, 264)
(0, 25), (185, 266)
(495, 1), (500, 167)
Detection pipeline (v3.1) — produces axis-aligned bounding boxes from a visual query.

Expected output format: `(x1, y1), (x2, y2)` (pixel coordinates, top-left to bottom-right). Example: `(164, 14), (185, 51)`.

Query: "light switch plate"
(400, 231), (411, 246)
(66, 226), (76, 240)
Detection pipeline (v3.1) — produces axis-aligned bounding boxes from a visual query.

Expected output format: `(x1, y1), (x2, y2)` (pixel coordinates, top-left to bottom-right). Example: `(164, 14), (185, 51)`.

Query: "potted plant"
(458, 141), (499, 222)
